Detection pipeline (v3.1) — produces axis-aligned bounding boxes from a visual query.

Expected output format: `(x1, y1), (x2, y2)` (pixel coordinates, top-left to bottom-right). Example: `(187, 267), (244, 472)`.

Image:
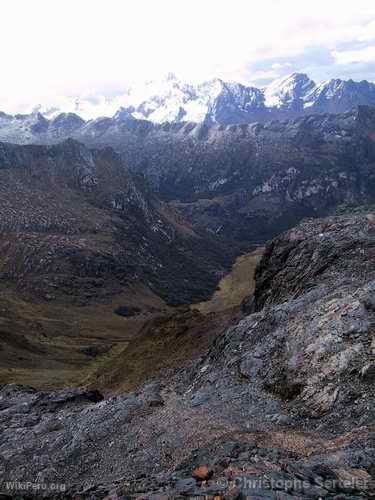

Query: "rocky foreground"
(1, 214), (375, 499)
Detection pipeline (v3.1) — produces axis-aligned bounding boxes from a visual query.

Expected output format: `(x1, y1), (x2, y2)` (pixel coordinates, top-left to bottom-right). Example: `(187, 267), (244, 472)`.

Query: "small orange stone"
(192, 465), (211, 481)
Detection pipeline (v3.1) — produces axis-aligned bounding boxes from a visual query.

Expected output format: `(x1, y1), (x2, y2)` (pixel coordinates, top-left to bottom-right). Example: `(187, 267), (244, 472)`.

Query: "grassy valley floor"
(192, 247), (264, 314)
(0, 282), (168, 390)
(0, 249), (263, 394)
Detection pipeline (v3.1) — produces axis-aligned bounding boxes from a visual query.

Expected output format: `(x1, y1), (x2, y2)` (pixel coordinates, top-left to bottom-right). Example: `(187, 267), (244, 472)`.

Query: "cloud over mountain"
(1, 0), (375, 115)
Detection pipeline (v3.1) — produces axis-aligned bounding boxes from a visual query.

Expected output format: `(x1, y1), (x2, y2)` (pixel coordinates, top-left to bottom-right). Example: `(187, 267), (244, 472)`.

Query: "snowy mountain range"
(27, 72), (375, 125)
(2, 73), (375, 139)
(37, 73), (269, 124)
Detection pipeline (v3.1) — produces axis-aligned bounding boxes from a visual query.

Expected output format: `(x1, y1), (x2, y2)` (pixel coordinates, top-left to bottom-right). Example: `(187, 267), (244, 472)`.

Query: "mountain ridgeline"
(2, 104), (375, 245)
(15, 72), (375, 125)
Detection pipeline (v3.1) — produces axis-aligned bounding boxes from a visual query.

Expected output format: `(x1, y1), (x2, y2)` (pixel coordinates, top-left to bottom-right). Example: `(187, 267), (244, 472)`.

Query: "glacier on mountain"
(3, 73), (375, 130)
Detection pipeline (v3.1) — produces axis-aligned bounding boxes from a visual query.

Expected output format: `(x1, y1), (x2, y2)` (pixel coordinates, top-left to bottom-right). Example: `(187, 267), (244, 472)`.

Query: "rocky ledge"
(0, 214), (374, 499)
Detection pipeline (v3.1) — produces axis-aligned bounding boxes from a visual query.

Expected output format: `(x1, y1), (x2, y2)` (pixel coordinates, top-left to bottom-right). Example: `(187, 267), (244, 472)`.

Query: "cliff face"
(0, 139), (233, 305)
(253, 213), (375, 309)
(1, 214), (374, 499)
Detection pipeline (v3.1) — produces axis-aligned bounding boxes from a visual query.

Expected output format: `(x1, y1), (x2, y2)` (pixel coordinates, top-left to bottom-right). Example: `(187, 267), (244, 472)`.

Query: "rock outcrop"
(0, 213), (374, 498)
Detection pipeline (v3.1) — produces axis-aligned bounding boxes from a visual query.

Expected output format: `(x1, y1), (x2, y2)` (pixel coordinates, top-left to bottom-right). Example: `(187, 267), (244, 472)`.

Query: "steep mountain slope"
(264, 72), (316, 111)
(305, 78), (375, 114)
(1, 213), (374, 498)
(0, 139), (234, 304)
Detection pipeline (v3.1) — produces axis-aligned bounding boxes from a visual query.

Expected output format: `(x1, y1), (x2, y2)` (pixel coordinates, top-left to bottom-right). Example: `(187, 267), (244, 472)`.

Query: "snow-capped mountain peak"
(264, 72), (316, 109)
(303, 77), (375, 112)
(2, 73), (375, 131)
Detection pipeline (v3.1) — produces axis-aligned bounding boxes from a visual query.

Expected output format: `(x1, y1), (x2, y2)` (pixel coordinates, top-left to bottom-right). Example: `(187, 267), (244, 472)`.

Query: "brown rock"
(192, 465), (212, 481)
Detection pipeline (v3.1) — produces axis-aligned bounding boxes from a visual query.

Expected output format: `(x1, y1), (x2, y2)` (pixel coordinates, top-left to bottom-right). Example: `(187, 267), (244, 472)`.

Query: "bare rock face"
(226, 214), (375, 420)
(253, 214), (375, 308)
(0, 214), (374, 498)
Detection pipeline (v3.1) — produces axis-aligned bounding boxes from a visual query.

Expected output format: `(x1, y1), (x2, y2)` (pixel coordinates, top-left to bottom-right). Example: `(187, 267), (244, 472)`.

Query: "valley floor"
(0, 250), (261, 393)
(193, 248), (263, 314)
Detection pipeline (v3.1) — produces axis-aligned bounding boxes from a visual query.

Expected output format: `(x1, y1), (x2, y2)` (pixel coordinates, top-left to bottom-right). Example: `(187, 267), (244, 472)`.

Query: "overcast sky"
(2, 0), (375, 113)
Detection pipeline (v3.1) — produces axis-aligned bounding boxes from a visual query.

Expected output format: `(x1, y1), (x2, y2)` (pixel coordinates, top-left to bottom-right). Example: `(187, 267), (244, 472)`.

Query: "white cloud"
(1, 0), (375, 113)
(357, 19), (375, 42)
(333, 46), (375, 65)
(271, 63), (292, 70)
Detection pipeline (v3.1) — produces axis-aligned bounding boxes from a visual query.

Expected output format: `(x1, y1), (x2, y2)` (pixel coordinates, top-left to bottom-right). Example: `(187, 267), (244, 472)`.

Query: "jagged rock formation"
(0, 213), (374, 498)
(0, 139), (233, 305)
